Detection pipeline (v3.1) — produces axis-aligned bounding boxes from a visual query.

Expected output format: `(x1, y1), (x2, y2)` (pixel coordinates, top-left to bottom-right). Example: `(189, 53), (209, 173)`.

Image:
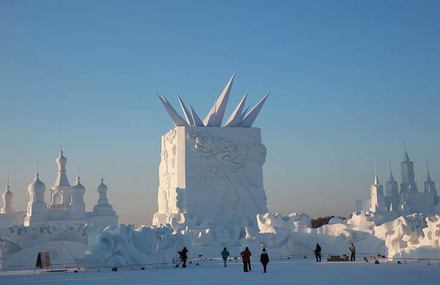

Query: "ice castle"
(0, 149), (118, 229)
(356, 145), (439, 224)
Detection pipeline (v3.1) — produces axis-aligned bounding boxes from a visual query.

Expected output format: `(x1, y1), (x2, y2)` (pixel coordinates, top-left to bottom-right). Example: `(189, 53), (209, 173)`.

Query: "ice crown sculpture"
(158, 74), (270, 128)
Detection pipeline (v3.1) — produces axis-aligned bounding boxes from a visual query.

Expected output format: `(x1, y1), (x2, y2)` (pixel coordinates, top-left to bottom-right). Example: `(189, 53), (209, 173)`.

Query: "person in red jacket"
(240, 247), (252, 272)
(260, 248), (269, 273)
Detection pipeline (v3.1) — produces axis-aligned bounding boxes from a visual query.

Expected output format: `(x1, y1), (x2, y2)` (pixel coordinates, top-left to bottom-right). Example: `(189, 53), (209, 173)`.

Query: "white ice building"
(0, 181), (25, 228)
(152, 75), (269, 230)
(0, 149), (118, 229)
(356, 146), (439, 224)
(370, 173), (386, 214)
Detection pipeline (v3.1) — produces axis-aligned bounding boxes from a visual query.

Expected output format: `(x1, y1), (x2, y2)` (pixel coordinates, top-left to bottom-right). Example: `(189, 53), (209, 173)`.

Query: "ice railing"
(3, 253), (440, 272)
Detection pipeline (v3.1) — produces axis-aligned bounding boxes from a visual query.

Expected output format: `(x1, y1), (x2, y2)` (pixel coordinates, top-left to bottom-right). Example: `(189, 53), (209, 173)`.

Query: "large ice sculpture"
(153, 76), (269, 230)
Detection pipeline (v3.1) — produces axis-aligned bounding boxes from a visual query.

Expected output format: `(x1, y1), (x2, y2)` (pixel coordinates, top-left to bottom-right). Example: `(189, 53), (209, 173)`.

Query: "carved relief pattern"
(187, 130), (268, 213)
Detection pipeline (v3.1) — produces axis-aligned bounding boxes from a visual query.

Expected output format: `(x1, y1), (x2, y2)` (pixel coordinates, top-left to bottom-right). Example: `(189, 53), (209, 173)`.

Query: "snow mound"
(249, 212), (386, 258)
(0, 223), (88, 270)
(389, 215), (440, 259)
(257, 212), (311, 234)
(84, 224), (190, 267)
(2, 241), (86, 270)
(347, 211), (375, 233)
(328, 216), (347, 224)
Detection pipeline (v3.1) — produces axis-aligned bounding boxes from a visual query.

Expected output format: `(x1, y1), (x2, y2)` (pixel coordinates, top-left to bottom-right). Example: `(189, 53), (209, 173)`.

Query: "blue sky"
(1, 1), (439, 225)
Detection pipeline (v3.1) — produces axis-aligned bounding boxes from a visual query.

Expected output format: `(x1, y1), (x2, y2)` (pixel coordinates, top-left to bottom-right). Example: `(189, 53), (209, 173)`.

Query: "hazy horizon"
(1, 1), (439, 225)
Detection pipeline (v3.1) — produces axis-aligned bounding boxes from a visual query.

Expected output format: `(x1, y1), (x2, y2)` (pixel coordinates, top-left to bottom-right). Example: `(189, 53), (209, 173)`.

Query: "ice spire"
(403, 140), (410, 161)
(424, 161), (437, 198)
(33, 160), (43, 188)
(74, 166), (82, 184)
(385, 160), (400, 209)
(203, 74), (235, 127)
(177, 93), (194, 126)
(60, 136), (63, 152)
(373, 164), (379, 185)
(240, 106), (250, 121)
(240, 92), (270, 127)
(388, 160), (395, 181)
(370, 164), (386, 213)
(190, 105), (204, 127)
(6, 174), (10, 192)
(157, 95), (188, 127)
(426, 161), (432, 182)
(224, 92), (248, 127)
(72, 166), (84, 193)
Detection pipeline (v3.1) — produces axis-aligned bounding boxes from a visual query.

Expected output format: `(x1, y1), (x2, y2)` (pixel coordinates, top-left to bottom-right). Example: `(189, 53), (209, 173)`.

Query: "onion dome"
(97, 178), (108, 194)
(72, 176), (86, 194)
(56, 150), (67, 170)
(28, 173), (46, 197)
(2, 184), (13, 200)
(93, 177), (114, 216)
(1, 184), (14, 214)
(54, 150), (70, 187)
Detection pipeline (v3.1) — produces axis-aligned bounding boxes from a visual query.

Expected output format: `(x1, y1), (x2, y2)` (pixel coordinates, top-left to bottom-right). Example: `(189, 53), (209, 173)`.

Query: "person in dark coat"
(221, 247), (230, 267)
(178, 247), (188, 268)
(314, 243), (322, 262)
(240, 247), (252, 272)
(260, 248), (269, 273)
(349, 242), (356, 261)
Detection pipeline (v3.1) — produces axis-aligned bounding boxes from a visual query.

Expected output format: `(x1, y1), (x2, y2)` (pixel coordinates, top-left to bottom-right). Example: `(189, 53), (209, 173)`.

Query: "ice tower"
(152, 75), (269, 229)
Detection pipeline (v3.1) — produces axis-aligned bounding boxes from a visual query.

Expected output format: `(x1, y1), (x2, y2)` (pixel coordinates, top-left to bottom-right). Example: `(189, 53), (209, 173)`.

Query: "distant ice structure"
(0, 181), (25, 228)
(0, 148), (118, 229)
(356, 146), (439, 225)
(153, 76), (269, 237)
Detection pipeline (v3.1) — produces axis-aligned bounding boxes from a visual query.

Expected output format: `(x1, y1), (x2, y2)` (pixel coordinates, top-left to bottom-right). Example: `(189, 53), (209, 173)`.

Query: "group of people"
(237, 247), (269, 273)
(177, 242), (356, 271)
(221, 247), (270, 273)
(177, 246), (270, 273)
(314, 242), (356, 262)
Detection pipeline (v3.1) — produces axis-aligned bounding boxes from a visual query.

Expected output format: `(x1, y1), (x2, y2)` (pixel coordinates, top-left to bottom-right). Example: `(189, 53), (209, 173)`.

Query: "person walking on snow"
(349, 242), (356, 261)
(240, 247), (252, 272)
(221, 247), (230, 267)
(260, 248), (269, 273)
(314, 243), (322, 262)
(178, 247), (188, 268)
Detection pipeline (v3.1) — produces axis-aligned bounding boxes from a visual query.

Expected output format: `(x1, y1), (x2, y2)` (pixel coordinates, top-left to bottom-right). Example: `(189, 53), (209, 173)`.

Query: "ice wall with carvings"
(153, 126), (268, 229)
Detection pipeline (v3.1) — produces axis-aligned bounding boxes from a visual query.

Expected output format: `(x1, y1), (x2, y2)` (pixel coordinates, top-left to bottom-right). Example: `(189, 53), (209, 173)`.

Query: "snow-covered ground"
(1, 259), (439, 285)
